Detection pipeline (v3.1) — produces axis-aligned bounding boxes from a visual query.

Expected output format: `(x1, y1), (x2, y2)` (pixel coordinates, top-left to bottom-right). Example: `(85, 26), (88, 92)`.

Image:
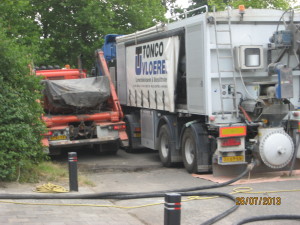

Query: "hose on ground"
(34, 183), (68, 193)
(1, 161), (299, 225)
(0, 161), (256, 200)
(94, 191), (238, 225)
(234, 214), (300, 225)
(0, 161), (257, 225)
(190, 192), (238, 225)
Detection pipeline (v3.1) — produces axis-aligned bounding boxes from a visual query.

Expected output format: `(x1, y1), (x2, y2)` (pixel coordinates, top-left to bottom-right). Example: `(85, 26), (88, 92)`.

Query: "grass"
(37, 161), (68, 182)
(78, 175), (96, 187)
(18, 161), (95, 187)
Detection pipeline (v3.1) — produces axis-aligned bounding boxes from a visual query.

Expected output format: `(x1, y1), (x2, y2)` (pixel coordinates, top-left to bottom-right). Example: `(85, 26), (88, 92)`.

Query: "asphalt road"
(52, 147), (300, 225)
(0, 147), (300, 225)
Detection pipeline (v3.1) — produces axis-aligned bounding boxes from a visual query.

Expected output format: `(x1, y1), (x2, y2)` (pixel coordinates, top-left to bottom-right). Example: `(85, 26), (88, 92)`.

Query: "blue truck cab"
(102, 34), (122, 62)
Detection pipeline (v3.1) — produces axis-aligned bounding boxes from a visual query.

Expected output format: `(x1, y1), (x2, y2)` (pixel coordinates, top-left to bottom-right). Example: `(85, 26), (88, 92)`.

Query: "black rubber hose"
(0, 161), (256, 200)
(197, 192), (238, 225)
(234, 215), (300, 225)
(0, 163), (256, 225)
(118, 191), (238, 225)
(0, 190), (238, 225)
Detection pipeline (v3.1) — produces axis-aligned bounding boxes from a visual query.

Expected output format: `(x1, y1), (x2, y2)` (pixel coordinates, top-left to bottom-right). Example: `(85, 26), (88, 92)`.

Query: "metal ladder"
(213, 6), (238, 118)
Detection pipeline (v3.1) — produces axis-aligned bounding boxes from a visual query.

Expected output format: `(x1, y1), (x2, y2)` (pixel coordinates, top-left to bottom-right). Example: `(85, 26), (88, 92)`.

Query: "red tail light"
(113, 124), (126, 130)
(134, 127), (141, 132)
(42, 131), (53, 136)
(221, 138), (241, 147)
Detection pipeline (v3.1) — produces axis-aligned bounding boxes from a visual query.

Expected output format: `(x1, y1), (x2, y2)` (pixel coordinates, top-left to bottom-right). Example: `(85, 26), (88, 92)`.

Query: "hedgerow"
(0, 28), (47, 181)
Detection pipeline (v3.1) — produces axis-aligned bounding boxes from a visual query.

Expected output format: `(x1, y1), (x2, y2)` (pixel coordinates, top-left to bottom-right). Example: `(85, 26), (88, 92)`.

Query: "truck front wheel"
(182, 128), (197, 173)
(158, 124), (173, 167)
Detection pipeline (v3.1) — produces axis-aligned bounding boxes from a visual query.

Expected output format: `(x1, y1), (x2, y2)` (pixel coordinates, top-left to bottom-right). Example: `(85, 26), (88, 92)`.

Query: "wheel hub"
(185, 138), (195, 164)
(160, 134), (169, 158)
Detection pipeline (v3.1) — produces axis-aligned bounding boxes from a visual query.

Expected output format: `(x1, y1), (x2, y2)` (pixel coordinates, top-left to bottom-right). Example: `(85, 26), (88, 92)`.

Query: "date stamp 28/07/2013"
(235, 197), (281, 205)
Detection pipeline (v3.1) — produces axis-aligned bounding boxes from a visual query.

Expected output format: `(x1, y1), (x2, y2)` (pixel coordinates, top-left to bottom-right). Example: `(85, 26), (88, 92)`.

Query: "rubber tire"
(158, 124), (173, 167)
(181, 127), (198, 173)
(103, 142), (119, 155)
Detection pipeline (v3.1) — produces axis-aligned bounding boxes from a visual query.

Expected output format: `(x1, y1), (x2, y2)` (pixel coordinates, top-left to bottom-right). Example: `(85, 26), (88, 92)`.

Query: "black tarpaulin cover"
(43, 77), (111, 110)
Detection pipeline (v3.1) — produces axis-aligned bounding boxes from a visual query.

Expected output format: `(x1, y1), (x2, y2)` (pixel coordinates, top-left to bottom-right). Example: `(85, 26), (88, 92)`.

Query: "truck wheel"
(103, 142), (119, 155)
(158, 124), (173, 167)
(182, 128), (197, 173)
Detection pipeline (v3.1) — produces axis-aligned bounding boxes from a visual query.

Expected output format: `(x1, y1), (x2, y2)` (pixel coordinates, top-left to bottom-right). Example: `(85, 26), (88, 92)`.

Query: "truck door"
(185, 21), (207, 114)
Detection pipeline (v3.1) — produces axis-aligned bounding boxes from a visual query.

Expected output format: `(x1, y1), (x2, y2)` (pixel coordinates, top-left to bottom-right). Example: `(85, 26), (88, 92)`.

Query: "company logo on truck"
(135, 41), (167, 75)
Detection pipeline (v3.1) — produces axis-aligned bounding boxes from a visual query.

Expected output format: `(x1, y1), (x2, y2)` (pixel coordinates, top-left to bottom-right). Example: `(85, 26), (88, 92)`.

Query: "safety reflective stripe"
(165, 202), (181, 210)
(68, 156), (78, 162)
(165, 203), (181, 206)
(219, 126), (246, 137)
(164, 207), (181, 210)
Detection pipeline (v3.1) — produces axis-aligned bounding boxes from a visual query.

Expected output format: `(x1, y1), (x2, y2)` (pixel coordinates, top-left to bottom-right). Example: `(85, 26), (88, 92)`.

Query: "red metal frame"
(37, 52), (124, 127)
(95, 50), (124, 119)
(36, 69), (86, 80)
(42, 112), (120, 127)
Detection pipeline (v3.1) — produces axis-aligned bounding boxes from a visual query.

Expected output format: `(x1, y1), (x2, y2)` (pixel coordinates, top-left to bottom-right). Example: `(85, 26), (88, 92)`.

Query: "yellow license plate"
(219, 126), (246, 137)
(221, 155), (244, 163)
(133, 133), (141, 138)
(50, 135), (67, 141)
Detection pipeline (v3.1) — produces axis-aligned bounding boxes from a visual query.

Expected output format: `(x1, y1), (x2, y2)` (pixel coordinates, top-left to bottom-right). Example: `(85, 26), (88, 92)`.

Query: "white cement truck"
(104, 6), (300, 175)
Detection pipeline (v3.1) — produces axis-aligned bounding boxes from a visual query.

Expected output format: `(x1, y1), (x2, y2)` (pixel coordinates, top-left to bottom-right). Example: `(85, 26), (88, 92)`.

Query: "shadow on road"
(49, 147), (176, 173)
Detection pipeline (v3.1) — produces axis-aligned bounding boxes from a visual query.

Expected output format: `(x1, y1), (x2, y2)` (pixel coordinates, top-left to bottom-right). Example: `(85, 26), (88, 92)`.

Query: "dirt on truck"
(37, 50), (128, 155)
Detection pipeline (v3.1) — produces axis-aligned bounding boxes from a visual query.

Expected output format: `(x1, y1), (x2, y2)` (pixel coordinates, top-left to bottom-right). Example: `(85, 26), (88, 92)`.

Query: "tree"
(187, 0), (208, 11)
(163, 0), (184, 18)
(186, 0), (295, 11)
(0, 0), (167, 181)
(0, 25), (46, 181)
(31, 0), (167, 68)
(0, 0), (52, 65)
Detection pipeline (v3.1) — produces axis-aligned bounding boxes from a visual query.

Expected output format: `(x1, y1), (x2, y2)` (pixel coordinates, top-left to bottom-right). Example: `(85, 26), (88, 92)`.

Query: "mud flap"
(189, 123), (212, 173)
(119, 130), (129, 147)
(158, 115), (182, 163)
(125, 114), (143, 150)
(212, 163), (247, 177)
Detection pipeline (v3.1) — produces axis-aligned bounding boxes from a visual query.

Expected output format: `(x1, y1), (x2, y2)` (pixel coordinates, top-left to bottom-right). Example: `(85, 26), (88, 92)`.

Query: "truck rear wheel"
(182, 128), (197, 173)
(158, 124), (173, 167)
(104, 142), (119, 155)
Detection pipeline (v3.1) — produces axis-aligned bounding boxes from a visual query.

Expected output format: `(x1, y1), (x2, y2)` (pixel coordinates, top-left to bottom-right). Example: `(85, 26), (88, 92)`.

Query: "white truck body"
(124, 36), (180, 112)
(114, 7), (300, 174)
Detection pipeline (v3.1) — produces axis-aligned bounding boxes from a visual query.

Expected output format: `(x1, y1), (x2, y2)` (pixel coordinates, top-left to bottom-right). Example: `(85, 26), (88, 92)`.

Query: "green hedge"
(0, 29), (47, 181)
